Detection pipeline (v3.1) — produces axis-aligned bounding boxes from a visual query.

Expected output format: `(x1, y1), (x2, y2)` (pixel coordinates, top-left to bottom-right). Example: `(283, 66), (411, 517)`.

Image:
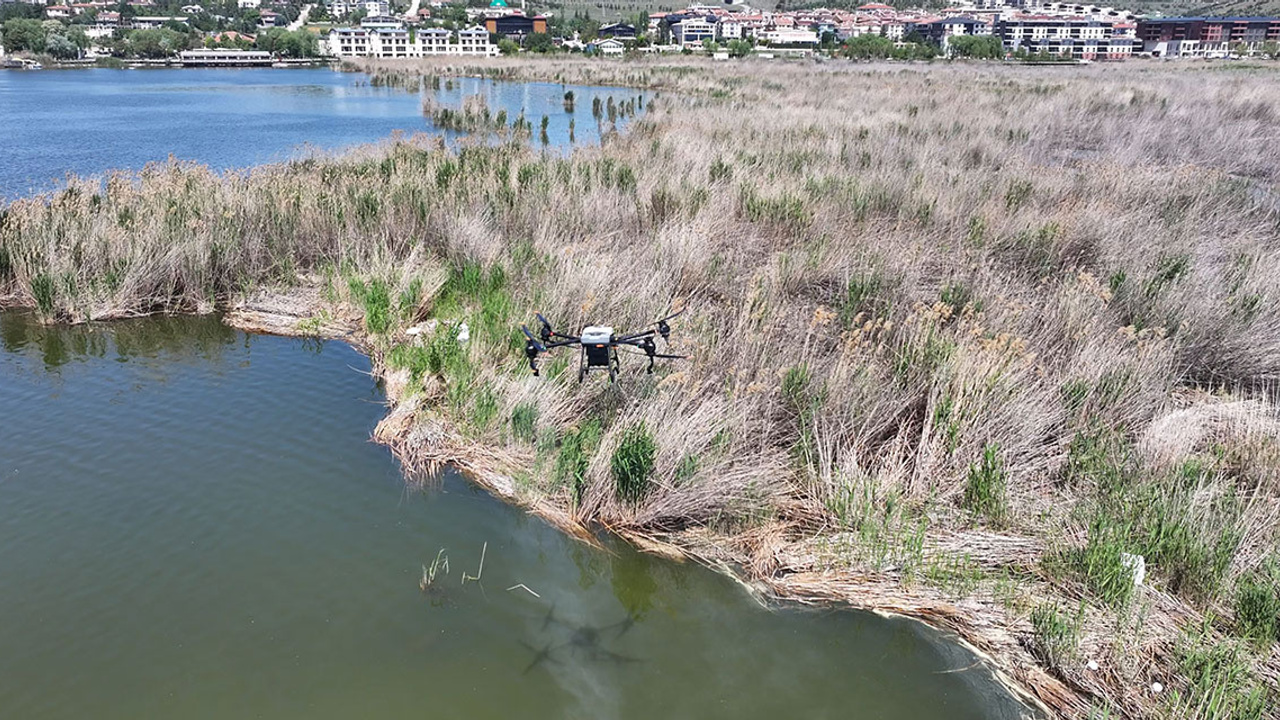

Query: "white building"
(325, 24), (498, 57)
(717, 17), (744, 40)
(237, 0), (260, 8)
(672, 18), (715, 47)
(996, 15), (1134, 58)
(595, 37), (625, 55)
(130, 15), (188, 29)
(328, 0), (389, 17)
(758, 27), (819, 46)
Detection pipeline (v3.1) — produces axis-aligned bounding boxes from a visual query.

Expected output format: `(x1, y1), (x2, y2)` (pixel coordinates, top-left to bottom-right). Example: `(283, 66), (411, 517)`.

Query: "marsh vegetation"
(3, 57), (1280, 718)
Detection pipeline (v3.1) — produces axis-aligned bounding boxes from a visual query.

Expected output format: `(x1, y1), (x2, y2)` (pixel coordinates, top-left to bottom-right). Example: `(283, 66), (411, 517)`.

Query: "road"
(404, 0), (421, 22)
(287, 4), (314, 31)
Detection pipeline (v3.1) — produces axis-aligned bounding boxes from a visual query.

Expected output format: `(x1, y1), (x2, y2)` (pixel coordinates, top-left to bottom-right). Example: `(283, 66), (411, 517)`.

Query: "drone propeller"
(535, 312), (557, 343)
(521, 324), (546, 352)
(654, 308), (685, 342)
(521, 325), (545, 376)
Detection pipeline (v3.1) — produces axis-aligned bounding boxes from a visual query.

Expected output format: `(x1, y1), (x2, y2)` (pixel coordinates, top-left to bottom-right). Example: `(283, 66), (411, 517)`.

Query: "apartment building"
(998, 15), (1134, 58)
(1137, 16), (1280, 57)
(325, 25), (499, 57)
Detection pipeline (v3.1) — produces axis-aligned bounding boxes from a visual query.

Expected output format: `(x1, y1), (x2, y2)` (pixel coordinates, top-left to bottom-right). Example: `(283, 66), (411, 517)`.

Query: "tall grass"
(5, 57), (1280, 718)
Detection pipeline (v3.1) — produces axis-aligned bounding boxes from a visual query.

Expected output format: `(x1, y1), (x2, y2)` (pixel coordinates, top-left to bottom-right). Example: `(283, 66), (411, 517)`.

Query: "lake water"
(0, 68), (639, 199)
(0, 313), (1033, 719)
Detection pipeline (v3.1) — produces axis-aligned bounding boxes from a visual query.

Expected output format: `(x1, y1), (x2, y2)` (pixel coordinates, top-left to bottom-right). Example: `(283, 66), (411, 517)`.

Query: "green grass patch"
(348, 277), (393, 335)
(1169, 621), (1269, 720)
(31, 272), (56, 316)
(1029, 601), (1083, 671)
(612, 421), (657, 504)
(962, 443), (1008, 527)
(511, 402), (538, 443)
(556, 418), (602, 504)
(1234, 560), (1280, 647)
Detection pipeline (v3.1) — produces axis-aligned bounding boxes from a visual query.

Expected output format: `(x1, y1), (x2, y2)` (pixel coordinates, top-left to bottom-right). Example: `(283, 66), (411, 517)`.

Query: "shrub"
(963, 443), (1008, 527)
(1029, 601), (1083, 670)
(348, 277), (392, 334)
(612, 422), (657, 504)
(30, 273), (56, 316)
(1234, 561), (1280, 646)
(556, 419), (602, 503)
(511, 402), (538, 443)
(1070, 517), (1136, 608)
(1170, 624), (1269, 720)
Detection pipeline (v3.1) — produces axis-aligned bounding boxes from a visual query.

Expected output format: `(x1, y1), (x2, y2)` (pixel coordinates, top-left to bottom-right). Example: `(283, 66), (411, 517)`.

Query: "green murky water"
(0, 313), (1031, 719)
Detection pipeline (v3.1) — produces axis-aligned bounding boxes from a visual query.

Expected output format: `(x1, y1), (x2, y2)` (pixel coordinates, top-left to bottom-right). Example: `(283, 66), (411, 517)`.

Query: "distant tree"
(497, 37), (519, 55)
(701, 37), (716, 53)
(949, 34), (1003, 59)
(45, 32), (78, 59)
(1, 3), (43, 23)
(525, 31), (553, 53)
(122, 27), (190, 57)
(2, 18), (47, 52)
(727, 38), (751, 57)
(66, 25), (89, 51)
(1262, 40), (1280, 59)
(842, 33), (893, 59)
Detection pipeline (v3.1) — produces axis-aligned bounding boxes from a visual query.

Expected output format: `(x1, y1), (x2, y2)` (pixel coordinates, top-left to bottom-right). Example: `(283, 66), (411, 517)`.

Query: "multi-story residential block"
(325, 24), (499, 57)
(671, 17), (716, 46)
(1137, 16), (1280, 57)
(328, 0), (388, 18)
(911, 16), (990, 48)
(997, 15), (1134, 58)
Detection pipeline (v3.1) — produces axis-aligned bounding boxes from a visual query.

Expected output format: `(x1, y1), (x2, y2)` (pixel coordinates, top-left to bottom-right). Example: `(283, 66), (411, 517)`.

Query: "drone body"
(521, 311), (684, 383)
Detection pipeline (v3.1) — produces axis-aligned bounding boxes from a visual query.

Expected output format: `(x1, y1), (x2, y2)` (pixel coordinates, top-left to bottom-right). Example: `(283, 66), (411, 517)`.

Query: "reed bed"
(4, 56), (1280, 717)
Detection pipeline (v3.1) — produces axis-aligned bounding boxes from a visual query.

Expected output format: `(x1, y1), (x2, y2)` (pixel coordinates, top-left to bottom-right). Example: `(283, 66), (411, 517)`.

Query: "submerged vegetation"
(4, 57), (1280, 718)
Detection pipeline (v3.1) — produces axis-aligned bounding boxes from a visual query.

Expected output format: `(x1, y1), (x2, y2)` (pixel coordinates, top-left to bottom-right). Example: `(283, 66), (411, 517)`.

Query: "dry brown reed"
(4, 56), (1280, 718)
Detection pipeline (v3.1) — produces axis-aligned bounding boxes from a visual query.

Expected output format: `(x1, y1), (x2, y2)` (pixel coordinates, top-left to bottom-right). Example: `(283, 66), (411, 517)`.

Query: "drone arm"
(614, 330), (657, 343)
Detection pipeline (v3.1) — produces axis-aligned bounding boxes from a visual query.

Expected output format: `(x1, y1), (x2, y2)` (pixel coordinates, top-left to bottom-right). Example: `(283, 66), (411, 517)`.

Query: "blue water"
(0, 68), (639, 199)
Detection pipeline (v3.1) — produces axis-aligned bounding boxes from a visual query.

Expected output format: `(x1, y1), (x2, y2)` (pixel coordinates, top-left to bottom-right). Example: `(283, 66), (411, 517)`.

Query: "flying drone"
(521, 310), (686, 382)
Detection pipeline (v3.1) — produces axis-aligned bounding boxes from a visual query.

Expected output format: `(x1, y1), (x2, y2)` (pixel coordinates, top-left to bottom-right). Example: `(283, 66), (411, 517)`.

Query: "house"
(85, 10), (120, 38)
(130, 15), (188, 29)
(258, 9), (282, 27)
(484, 13), (547, 38)
(180, 4), (202, 14)
(717, 17), (744, 40)
(597, 22), (636, 39)
(329, 0), (388, 17)
(360, 14), (402, 28)
(593, 37), (625, 54)
(45, 4), (74, 18)
(237, 0), (260, 8)
(758, 26), (819, 46)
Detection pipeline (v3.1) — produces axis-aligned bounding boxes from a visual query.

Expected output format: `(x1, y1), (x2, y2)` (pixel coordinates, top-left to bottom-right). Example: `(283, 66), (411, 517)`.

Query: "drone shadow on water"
(520, 604), (644, 675)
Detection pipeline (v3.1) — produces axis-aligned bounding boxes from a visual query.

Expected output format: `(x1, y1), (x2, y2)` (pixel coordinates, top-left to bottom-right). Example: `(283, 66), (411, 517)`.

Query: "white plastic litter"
(457, 322), (470, 344)
(1151, 682), (1163, 694)
(1121, 552), (1146, 587)
(1087, 660), (1099, 671)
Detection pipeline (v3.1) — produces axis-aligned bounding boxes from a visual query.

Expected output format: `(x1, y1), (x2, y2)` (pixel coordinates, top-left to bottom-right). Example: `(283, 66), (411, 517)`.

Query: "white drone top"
(579, 326), (614, 345)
